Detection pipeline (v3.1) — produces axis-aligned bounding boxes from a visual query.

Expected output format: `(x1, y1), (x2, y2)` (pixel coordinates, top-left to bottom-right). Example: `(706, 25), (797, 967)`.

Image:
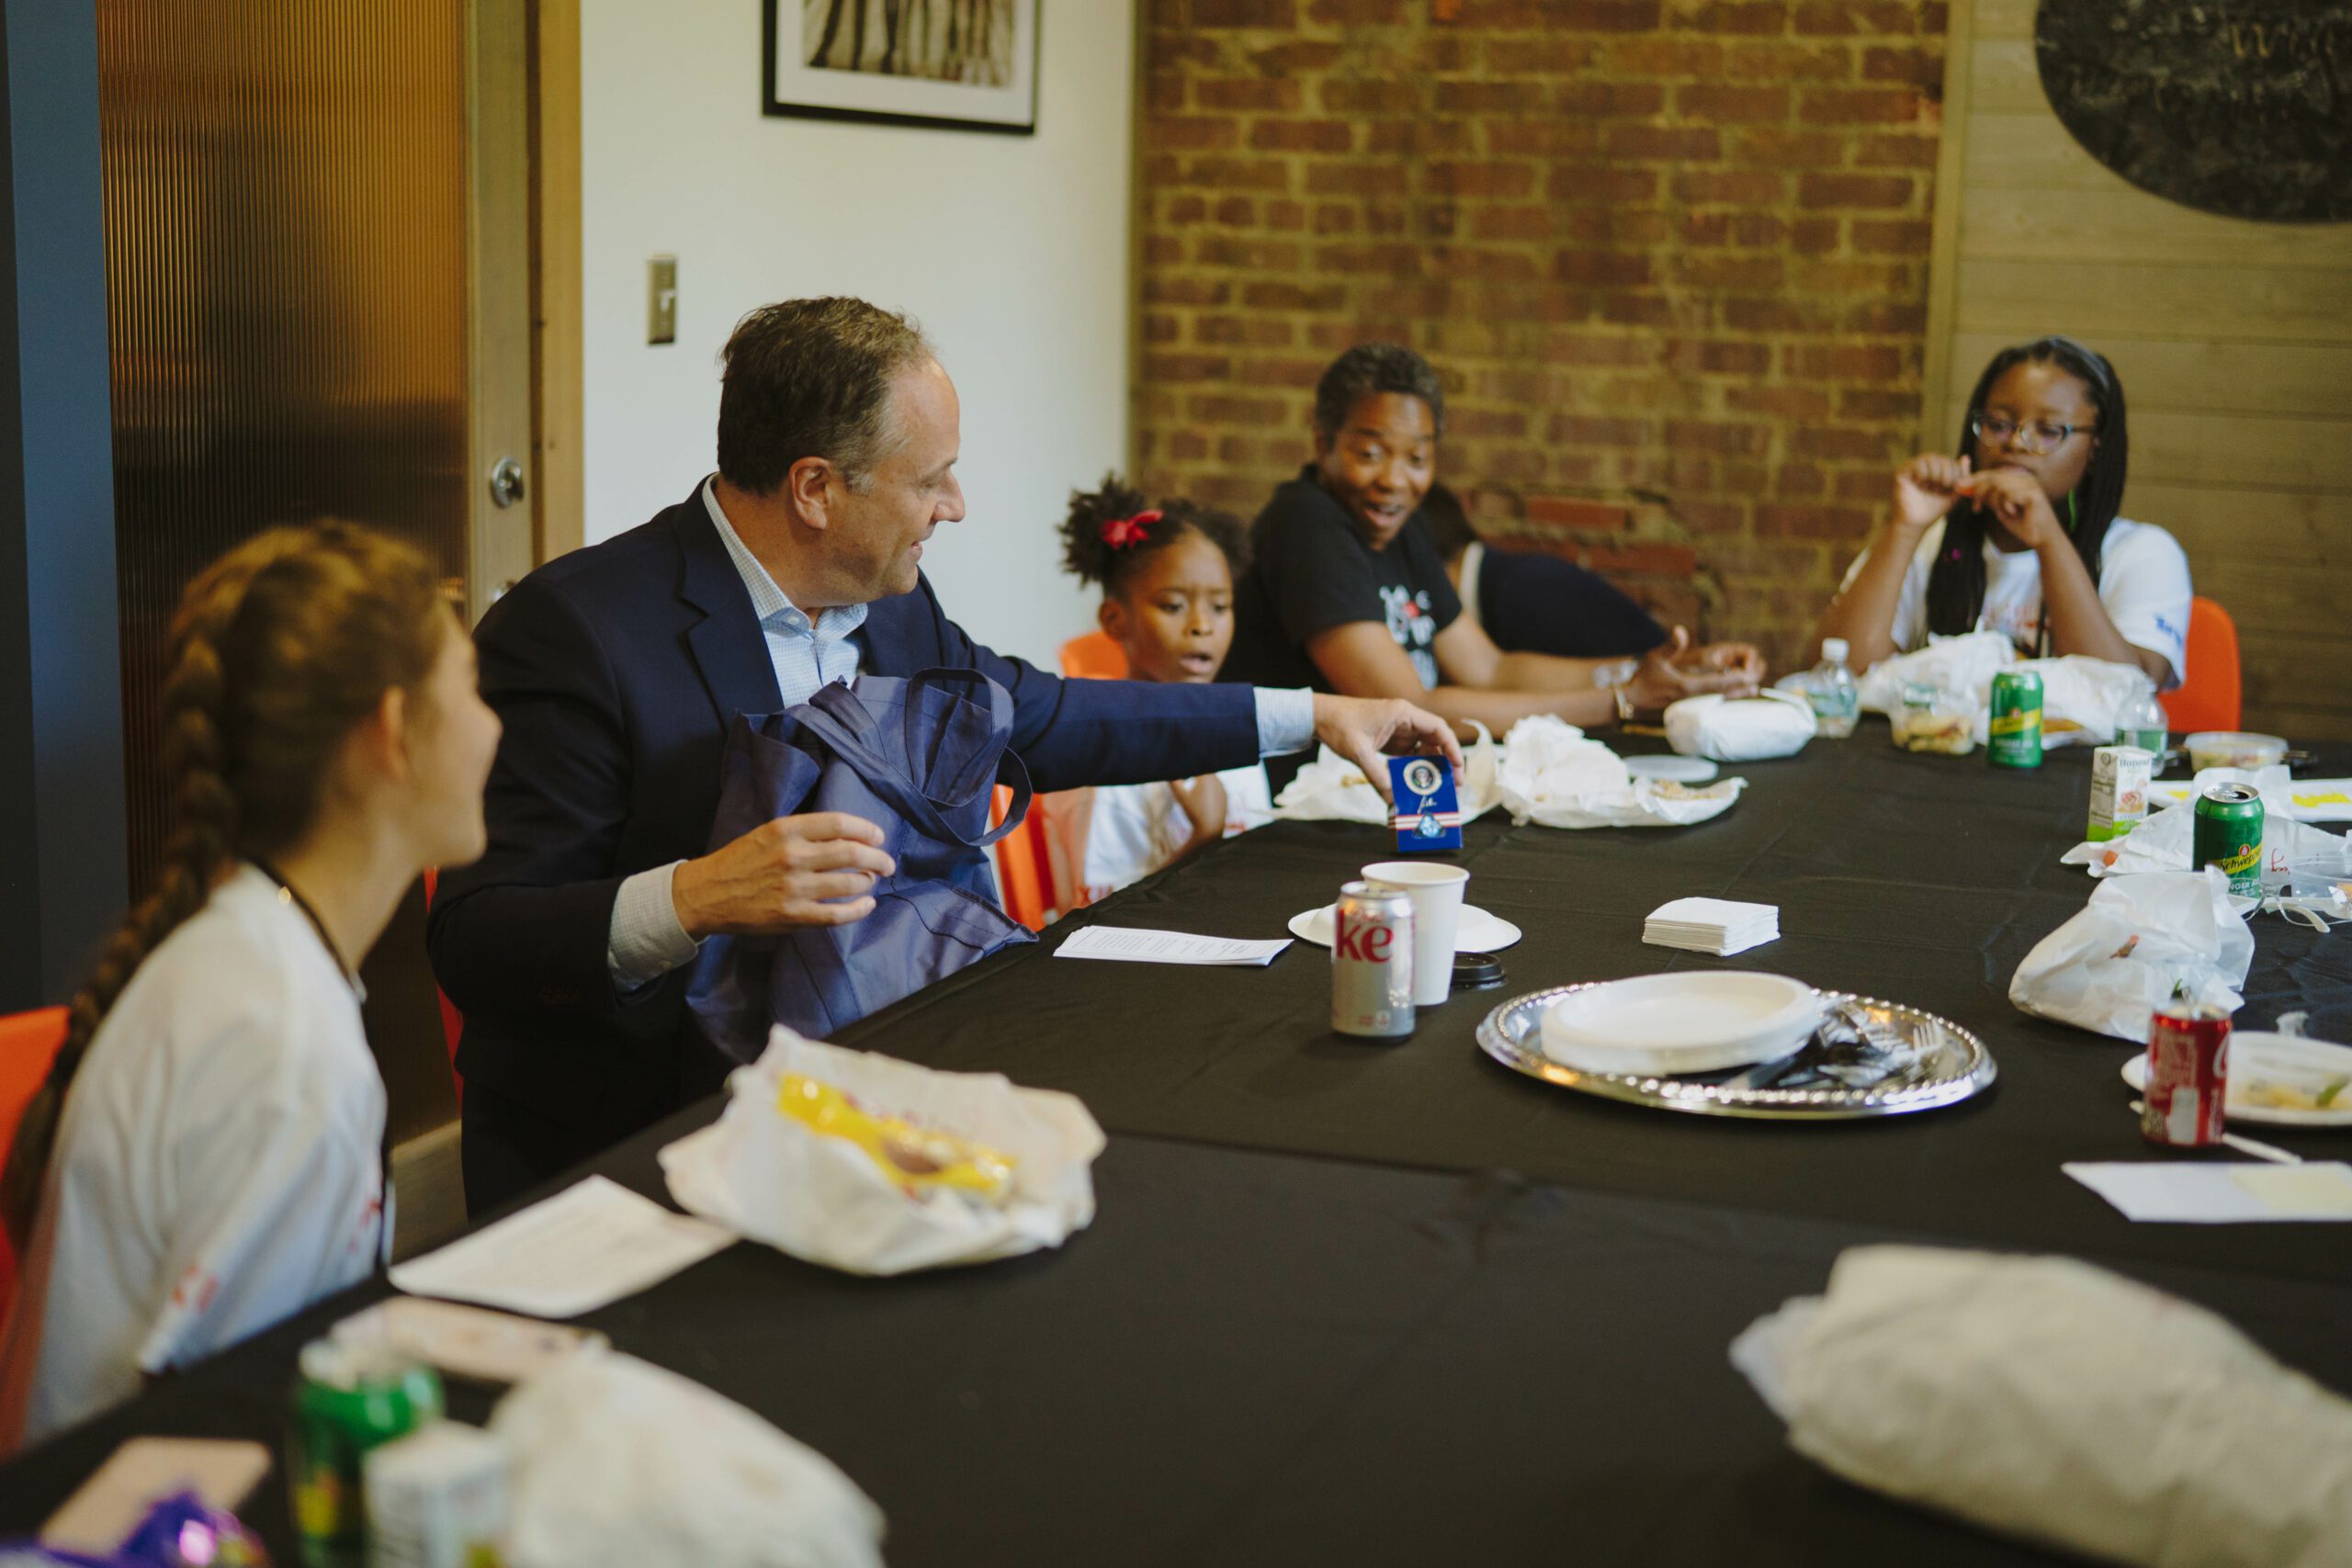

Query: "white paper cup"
(1362, 861), (1469, 1006)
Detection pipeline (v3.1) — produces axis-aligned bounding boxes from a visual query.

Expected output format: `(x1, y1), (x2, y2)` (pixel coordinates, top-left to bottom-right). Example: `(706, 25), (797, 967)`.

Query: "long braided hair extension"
(1923, 336), (2131, 647)
(0, 522), (446, 1247)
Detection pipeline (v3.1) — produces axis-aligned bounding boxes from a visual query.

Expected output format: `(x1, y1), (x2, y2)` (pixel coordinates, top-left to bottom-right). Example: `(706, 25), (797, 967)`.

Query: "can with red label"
(2141, 1001), (2231, 1147)
(1332, 880), (1415, 1040)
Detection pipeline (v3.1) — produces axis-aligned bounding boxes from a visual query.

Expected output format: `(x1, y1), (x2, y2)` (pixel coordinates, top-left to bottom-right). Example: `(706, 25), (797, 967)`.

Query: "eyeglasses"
(1970, 412), (2093, 456)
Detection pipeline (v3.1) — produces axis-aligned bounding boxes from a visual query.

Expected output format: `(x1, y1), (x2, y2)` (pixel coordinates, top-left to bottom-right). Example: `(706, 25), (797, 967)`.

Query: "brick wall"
(1133, 0), (1948, 671)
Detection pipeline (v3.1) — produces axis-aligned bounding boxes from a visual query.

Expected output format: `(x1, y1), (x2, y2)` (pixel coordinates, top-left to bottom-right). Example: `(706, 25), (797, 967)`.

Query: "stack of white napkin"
(1644, 897), (1779, 956)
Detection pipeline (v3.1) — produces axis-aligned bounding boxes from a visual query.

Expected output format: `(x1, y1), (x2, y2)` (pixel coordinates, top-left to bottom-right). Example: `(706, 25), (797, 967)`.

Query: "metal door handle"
(489, 456), (526, 508)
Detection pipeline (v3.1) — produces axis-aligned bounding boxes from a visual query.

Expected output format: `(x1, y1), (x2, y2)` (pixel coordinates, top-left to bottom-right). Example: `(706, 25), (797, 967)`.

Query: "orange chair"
(984, 632), (1129, 929)
(0, 1006), (71, 1318)
(420, 869), (464, 1103)
(2159, 595), (2242, 735)
(1059, 630), (1128, 680)
(988, 784), (1057, 931)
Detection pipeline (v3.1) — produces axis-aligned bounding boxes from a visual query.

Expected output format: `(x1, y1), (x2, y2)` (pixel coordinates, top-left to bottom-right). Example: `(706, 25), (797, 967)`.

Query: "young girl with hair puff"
(1816, 335), (2192, 687)
(1042, 477), (1273, 908)
(0, 523), (502, 1450)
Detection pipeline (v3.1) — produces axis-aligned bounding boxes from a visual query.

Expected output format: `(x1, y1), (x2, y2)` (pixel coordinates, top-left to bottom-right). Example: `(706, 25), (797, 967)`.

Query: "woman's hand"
(1959, 466), (2064, 549)
(1624, 628), (1763, 717)
(1169, 773), (1228, 850)
(1893, 453), (1972, 531)
(1683, 639), (1764, 685)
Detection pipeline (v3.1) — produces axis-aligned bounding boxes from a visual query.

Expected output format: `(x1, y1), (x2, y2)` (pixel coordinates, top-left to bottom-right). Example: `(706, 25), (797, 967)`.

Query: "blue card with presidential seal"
(1388, 755), (1464, 852)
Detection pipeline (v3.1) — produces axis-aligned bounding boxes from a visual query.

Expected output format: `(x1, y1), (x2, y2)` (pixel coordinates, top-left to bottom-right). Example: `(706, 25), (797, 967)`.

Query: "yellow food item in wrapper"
(775, 1073), (1017, 1203)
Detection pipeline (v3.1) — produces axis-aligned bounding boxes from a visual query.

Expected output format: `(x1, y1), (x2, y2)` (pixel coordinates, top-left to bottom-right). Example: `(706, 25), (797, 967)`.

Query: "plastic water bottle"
(1803, 637), (1860, 738)
(2115, 674), (2168, 757)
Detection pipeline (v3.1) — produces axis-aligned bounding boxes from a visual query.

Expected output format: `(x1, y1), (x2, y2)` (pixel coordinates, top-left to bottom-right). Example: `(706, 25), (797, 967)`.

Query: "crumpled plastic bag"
(492, 1349), (885, 1568)
(1272, 721), (1500, 824)
(1856, 632), (2012, 719)
(1731, 1246), (2352, 1568)
(2008, 868), (2252, 1041)
(1496, 716), (1745, 829)
(1665, 690), (1815, 762)
(660, 1026), (1104, 1276)
(2064, 768), (2352, 889)
(1857, 633), (2153, 748)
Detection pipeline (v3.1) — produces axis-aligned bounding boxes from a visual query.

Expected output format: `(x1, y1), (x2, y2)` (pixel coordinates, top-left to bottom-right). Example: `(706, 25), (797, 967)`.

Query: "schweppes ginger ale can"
(1987, 670), (2043, 769)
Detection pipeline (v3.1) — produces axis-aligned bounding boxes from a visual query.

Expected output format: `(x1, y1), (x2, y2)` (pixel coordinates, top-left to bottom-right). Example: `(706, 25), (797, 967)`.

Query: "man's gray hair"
(717, 298), (934, 494)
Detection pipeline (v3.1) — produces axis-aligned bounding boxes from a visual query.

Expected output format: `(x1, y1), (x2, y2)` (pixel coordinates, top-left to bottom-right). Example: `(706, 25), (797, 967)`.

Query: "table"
(843, 733), (2352, 1282)
(6, 729), (2348, 1565)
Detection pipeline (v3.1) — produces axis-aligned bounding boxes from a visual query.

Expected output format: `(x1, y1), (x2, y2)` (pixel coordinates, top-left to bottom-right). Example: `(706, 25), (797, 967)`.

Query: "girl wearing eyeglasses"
(1816, 336), (2189, 688)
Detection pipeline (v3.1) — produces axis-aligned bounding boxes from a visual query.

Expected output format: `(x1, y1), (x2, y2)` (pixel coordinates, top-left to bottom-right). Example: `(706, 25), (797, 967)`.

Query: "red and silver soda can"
(2142, 1001), (2231, 1146)
(1332, 880), (1415, 1040)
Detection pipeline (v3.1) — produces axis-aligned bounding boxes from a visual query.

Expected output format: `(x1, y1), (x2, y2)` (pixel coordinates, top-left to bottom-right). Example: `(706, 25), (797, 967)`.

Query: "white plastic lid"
(1821, 637), (1849, 663)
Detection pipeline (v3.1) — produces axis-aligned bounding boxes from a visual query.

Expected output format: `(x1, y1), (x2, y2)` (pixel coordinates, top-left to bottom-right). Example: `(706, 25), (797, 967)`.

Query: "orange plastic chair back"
(421, 868), (464, 1103)
(983, 633), (1127, 928)
(1059, 631), (1128, 681)
(2159, 595), (2242, 735)
(0, 1006), (71, 1317)
(988, 784), (1056, 931)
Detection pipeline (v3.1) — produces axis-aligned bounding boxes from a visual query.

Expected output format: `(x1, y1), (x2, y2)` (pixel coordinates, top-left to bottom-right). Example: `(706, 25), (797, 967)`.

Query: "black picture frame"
(763, 1), (1041, 136)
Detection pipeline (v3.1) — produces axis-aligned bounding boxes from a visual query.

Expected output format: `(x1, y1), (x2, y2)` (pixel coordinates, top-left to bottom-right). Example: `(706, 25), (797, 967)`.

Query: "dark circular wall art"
(2034, 1), (2352, 224)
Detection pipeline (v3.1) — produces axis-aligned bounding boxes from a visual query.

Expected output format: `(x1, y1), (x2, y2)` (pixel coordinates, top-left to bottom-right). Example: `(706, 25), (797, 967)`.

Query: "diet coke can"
(2142, 1001), (2231, 1147)
(1332, 880), (1415, 1040)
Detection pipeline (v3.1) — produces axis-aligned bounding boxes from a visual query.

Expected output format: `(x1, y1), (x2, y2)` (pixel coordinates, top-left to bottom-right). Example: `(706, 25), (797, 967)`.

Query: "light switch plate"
(648, 255), (676, 345)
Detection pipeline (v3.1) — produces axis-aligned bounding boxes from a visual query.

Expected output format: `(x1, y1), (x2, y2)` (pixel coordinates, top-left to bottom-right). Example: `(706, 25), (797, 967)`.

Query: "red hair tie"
(1099, 509), (1161, 549)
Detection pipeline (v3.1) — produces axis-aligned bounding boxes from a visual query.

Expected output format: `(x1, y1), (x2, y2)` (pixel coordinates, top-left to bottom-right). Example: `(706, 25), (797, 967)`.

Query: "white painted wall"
(576, 1), (1129, 664)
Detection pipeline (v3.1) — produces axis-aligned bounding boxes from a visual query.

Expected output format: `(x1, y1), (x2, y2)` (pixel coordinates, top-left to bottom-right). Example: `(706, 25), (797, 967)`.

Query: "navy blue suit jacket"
(426, 485), (1260, 1153)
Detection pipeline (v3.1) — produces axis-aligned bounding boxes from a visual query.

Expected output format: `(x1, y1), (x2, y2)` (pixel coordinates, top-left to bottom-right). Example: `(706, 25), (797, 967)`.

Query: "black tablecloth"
(840, 732), (2352, 1283)
(6, 728), (2350, 1564)
(10, 1118), (2352, 1567)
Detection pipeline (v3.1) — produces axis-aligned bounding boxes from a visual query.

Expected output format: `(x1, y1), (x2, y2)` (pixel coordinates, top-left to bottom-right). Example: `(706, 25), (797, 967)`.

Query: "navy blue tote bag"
(684, 668), (1035, 1059)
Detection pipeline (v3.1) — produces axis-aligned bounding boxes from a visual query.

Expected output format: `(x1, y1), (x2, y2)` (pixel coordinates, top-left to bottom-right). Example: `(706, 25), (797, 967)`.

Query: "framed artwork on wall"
(764, 0), (1040, 135)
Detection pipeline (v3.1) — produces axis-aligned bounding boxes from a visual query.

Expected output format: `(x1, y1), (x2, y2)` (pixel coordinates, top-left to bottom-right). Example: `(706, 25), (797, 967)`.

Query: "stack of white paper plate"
(1540, 971), (1822, 1077)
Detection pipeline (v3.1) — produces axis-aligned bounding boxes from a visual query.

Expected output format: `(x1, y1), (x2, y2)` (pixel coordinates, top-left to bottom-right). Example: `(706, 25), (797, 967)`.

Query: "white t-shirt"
(1839, 515), (2192, 687)
(0, 863), (388, 1449)
(1057, 764), (1275, 906)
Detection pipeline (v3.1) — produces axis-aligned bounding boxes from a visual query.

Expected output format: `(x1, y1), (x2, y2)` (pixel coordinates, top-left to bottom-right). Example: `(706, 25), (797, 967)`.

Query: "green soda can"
(1987, 670), (2044, 769)
(289, 1337), (445, 1567)
(2193, 783), (2267, 899)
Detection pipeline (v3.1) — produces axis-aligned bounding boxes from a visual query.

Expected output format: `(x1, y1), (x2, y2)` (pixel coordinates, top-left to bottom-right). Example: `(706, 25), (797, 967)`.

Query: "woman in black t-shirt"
(1224, 344), (1761, 739)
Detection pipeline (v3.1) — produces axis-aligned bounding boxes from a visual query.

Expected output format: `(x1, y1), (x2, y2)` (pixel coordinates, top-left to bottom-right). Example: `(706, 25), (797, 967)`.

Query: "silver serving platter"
(1476, 985), (1996, 1120)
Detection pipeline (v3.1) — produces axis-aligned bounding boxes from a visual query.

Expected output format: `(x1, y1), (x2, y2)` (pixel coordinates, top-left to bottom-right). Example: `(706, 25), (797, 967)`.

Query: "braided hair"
(0, 522), (446, 1247)
(1058, 473), (1248, 600)
(1924, 336), (2130, 645)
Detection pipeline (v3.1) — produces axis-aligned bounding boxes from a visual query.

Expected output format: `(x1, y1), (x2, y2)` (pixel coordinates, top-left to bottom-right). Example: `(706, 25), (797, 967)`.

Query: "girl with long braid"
(1816, 337), (2191, 687)
(0, 523), (500, 1450)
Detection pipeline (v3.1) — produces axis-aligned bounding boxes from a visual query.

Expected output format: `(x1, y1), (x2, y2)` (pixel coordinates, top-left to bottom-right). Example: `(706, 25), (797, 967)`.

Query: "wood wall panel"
(1928, 1), (2352, 739)
(1953, 260), (2352, 345)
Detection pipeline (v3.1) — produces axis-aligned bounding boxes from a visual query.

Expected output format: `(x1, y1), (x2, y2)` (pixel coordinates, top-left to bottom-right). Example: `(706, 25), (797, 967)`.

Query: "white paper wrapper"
(1665, 690), (1816, 762)
(492, 1349), (885, 1568)
(1732, 1246), (2352, 1568)
(2063, 767), (2352, 884)
(2008, 867), (2252, 1042)
(660, 1028), (1104, 1277)
(1272, 721), (1501, 825)
(1497, 716), (1745, 829)
(1856, 634), (2154, 748)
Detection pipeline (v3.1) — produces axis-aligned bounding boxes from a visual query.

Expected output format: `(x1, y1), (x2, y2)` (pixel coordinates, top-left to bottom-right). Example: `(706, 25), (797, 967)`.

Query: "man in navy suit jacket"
(428, 298), (1455, 1211)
